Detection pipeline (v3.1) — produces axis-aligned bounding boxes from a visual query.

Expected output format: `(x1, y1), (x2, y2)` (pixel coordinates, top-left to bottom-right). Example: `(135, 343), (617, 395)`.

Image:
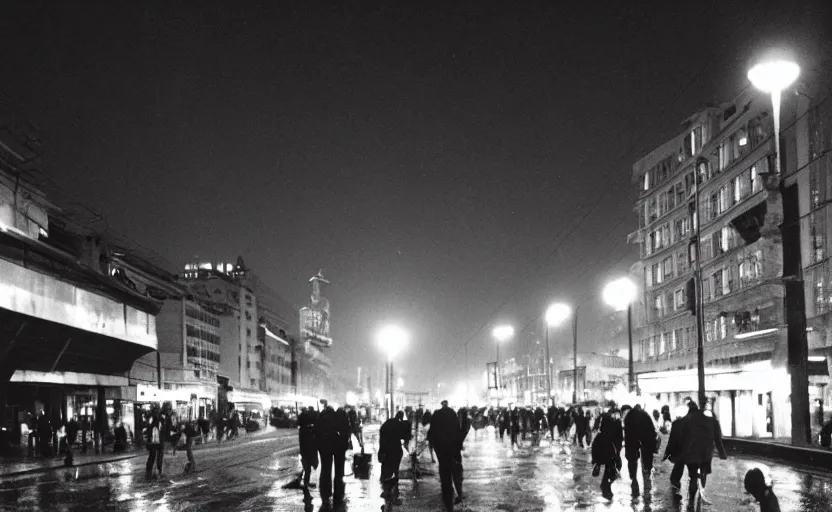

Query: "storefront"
(228, 389), (271, 428)
(638, 362), (792, 438)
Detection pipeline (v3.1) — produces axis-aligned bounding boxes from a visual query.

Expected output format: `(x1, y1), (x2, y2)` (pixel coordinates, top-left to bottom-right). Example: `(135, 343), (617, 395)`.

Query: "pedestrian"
(680, 399), (727, 504)
(113, 421), (128, 452)
(663, 398), (694, 495)
(558, 407), (571, 440)
(458, 407), (471, 449)
(379, 410), (408, 505)
(422, 409), (436, 463)
(199, 416), (210, 445)
(546, 404), (557, 440)
(623, 404), (657, 497)
(430, 400), (463, 511)
(574, 407), (589, 448)
(167, 414), (180, 455)
(395, 410), (412, 451)
(144, 409), (164, 479)
(509, 405), (521, 447)
(592, 403), (623, 500)
(744, 467), (781, 512)
(297, 406), (319, 491)
(64, 416), (79, 466)
(314, 399), (350, 507)
(36, 411), (52, 457)
(347, 406), (364, 453)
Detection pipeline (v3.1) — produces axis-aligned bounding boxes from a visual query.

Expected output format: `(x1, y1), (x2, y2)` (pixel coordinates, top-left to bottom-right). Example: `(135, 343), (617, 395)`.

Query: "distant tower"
(300, 270), (333, 348)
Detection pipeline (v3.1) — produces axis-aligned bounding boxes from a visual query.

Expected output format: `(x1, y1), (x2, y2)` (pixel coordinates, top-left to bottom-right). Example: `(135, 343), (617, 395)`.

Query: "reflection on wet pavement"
(1, 426), (831, 511)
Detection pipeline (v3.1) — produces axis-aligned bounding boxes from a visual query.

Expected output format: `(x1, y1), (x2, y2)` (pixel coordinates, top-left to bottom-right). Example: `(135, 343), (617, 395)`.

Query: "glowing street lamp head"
(492, 324), (515, 343)
(377, 324), (409, 361)
(545, 303), (571, 327)
(748, 59), (800, 93)
(603, 277), (638, 312)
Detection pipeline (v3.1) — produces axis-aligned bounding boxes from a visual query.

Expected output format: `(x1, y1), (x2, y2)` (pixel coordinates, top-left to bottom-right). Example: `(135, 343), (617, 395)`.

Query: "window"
(710, 193), (719, 220)
(713, 271), (723, 297)
(702, 277), (711, 301)
(246, 328), (252, 337)
(722, 267), (732, 295)
(643, 173), (650, 191)
(648, 337), (656, 357)
(719, 142), (731, 171)
(652, 263), (663, 285)
(667, 186), (676, 211)
(737, 127), (749, 156)
(674, 329), (684, 350)
(654, 295), (663, 317)
(676, 182), (686, 205)
(692, 126), (704, 154)
(718, 315), (727, 340)
(674, 288), (685, 310)
(251, 379), (257, 387)
(659, 333), (667, 354)
(677, 250), (688, 274)
(663, 256), (673, 279)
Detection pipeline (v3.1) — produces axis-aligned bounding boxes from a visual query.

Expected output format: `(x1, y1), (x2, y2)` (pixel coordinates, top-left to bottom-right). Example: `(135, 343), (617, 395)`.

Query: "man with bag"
(592, 402), (623, 500)
(314, 400), (351, 506)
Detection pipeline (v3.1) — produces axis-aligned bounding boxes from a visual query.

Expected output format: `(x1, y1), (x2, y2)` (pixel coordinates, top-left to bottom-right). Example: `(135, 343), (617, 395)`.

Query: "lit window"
(739, 136), (748, 146)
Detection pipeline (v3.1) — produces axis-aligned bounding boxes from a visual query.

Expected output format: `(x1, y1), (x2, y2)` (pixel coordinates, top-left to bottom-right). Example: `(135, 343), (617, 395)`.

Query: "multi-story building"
(631, 87), (795, 438)
(258, 305), (294, 403)
(783, 72), (832, 434)
(556, 353), (629, 404)
(0, 123), (170, 443)
(183, 258), (270, 415)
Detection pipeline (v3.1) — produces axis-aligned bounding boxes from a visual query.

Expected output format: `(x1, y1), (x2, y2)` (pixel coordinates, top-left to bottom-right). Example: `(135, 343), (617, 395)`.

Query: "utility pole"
(693, 163), (707, 408)
(572, 309), (579, 405)
(544, 325), (551, 406)
(627, 304), (635, 393)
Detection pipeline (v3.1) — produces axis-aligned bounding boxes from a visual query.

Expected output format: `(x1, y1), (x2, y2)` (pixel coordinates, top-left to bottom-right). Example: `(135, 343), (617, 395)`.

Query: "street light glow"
(545, 302), (571, 327)
(377, 324), (409, 361)
(747, 59), (800, 93)
(492, 324), (515, 342)
(602, 277), (638, 312)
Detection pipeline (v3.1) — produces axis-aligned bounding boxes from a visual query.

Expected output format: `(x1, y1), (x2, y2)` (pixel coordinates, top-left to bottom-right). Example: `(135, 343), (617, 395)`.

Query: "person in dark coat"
(430, 400), (463, 511)
(144, 409), (165, 479)
(593, 403), (623, 500)
(623, 404), (657, 496)
(314, 400), (351, 506)
(744, 467), (781, 512)
(509, 405), (521, 447)
(298, 406), (318, 490)
(36, 411), (52, 457)
(498, 408), (510, 441)
(458, 408), (471, 448)
(680, 401), (727, 503)
(558, 407), (571, 440)
(64, 416), (79, 464)
(113, 421), (128, 452)
(346, 406), (364, 452)
(546, 405), (557, 440)
(592, 406), (622, 500)
(663, 400), (695, 494)
(573, 407), (589, 448)
(379, 412), (409, 504)
(422, 409), (436, 462)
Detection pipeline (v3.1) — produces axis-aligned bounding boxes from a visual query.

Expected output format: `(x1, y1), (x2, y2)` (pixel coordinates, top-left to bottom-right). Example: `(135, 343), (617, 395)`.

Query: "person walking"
(144, 409), (164, 479)
(663, 399), (695, 496)
(346, 406), (364, 453)
(458, 407), (471, 450)
(509, 405), (521, 447)
(546, 405), (557, 440)
(574, 407), (589, 448)
(680, 399), (727, 505)
(315, 400), (351, 507)
(593, 402), (623, 500)
(430, 400), (463, 511)
(623, 404), (657, 497)
(379, 411), (408, 505)
(64, 416), (79, 466)
(297, 406), (319, 491)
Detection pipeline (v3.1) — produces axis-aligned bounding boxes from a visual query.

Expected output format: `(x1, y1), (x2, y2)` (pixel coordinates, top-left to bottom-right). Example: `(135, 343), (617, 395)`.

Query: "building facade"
(630, 85), (821, 439)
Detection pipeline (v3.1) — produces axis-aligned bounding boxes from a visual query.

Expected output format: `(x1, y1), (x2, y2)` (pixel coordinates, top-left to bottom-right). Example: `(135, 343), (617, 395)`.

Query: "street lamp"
(492, 325), (514, 407)
(545, 303), (572, 404)
(748, 59), (800, 176)
(377, 324), (409, 419)
(602, 277), (638, 394)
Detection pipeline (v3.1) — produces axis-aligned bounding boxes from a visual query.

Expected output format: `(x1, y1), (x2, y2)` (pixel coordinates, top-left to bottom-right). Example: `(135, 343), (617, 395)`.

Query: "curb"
(723, 437), (832, 471)
(0, 430), (297, 479)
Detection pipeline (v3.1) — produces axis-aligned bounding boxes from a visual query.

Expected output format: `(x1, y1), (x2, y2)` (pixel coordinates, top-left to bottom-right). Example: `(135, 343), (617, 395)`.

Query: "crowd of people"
(291, 397), (783, 512)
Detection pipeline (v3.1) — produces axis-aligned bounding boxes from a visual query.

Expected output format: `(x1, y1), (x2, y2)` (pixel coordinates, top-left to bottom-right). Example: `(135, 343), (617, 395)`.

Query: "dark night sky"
(1, 1), (828, 392)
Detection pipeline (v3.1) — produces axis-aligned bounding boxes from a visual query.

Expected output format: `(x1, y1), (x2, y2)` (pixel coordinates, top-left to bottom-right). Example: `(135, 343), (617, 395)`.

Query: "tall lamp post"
(749, 56), (807, 445)
(545, 303), (572, 404)
(602, 277), (639, 394)
(377, 325), (409, 420)
(492, 325), (514, 407)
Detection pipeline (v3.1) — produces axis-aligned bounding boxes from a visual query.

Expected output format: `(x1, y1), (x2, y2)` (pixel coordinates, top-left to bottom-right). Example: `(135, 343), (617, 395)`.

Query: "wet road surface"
(1, 426), (831, 511)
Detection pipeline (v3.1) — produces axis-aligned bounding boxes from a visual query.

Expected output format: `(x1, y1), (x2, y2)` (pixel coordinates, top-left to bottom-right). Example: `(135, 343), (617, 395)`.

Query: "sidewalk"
(723, 435), (832, 470)
(0, 425), (292, 478)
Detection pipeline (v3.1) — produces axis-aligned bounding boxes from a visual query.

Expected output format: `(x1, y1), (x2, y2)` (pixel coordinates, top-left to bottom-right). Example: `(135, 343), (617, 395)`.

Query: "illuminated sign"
(300, 307), (332, 348)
